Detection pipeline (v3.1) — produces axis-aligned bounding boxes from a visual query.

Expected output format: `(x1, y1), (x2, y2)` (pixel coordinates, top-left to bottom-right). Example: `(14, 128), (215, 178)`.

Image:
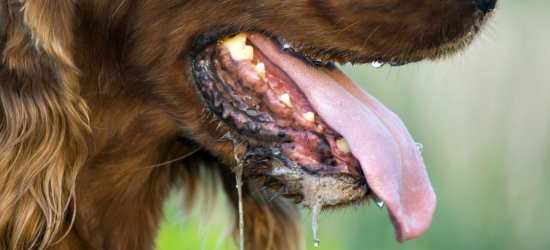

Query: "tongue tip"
(388, 189), (437, 243)
(389, 210), (407, 243)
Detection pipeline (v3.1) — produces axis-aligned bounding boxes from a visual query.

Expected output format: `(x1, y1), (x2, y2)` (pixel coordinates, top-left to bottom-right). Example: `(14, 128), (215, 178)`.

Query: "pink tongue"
(248, 33), (436, 242)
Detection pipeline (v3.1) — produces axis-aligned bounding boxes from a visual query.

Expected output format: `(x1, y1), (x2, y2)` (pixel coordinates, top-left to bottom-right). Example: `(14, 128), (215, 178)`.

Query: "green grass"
(156, 191), (238, 250)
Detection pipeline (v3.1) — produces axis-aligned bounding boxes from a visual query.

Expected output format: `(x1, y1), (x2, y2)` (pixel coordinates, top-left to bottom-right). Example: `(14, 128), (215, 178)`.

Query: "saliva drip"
(224, 132), (246, 250)
(235, 160), (244, 250)
(371, 61), (385, 69)
(311, 203), (323, 247)
(218, 131), (366, 249)
(416, 142), (424, 154)
(219, 131), (293, 250)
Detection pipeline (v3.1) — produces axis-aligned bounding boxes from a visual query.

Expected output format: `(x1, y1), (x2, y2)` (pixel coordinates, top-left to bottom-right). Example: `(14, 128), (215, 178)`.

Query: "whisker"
(111, 0), (128, 18)
(336, 20), (361, 36)
(134, 146), (202, 171)
(481, 31), (500, 49)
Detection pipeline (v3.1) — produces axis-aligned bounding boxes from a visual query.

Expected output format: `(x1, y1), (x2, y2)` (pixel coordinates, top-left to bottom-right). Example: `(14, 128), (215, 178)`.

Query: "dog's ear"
(0, 1), (90, 249)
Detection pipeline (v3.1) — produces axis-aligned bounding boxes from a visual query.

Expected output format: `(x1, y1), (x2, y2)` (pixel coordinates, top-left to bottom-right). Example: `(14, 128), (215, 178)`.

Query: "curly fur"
(0, 0), (492, 249)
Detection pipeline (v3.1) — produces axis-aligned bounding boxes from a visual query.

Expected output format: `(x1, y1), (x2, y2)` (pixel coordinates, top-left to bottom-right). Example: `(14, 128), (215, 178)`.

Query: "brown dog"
(0, 0), (496, 249)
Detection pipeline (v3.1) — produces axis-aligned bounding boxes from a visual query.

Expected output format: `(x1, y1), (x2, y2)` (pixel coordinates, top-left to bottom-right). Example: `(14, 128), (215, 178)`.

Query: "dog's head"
(0, 0), (496, 249)
(183, 0), (496, 243)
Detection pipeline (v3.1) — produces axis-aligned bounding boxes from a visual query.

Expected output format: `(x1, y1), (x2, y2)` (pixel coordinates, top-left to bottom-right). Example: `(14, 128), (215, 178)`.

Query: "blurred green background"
(156, 1), (550, 249)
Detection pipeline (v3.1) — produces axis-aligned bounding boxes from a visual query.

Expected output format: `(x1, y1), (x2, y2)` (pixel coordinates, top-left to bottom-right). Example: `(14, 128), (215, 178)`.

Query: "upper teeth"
(221, 33), (254, 60)
(279, 93), (292, 107)
(302, 112), (315, 123)
(336, 138), (351, 154)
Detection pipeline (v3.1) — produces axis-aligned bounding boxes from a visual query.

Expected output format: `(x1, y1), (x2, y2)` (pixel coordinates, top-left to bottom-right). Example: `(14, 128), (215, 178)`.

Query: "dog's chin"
(190, 31), (438, 242)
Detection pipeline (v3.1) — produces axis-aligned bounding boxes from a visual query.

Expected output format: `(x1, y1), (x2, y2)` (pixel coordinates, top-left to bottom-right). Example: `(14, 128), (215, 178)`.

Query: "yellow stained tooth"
(336, 138), (351, 154)
(242, 45), (254, 60)
(302, 112), (315, 123)
(279, 93), (292, 107)
(221, 33), (253, 60)
(254, 62), (267, 81)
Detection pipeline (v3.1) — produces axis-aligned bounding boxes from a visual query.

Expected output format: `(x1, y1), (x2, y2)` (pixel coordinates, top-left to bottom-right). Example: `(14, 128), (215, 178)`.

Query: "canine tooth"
(336, 138), (351, 153)
(279, 93), (292, 107)
(221, 33), (253, 61)
(302, 112), (315, 123)
(254, 62), (267, 81)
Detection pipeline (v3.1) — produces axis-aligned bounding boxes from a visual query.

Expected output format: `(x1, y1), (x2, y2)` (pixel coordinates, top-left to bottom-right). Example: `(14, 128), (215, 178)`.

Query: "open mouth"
(192, 32), (436, 243)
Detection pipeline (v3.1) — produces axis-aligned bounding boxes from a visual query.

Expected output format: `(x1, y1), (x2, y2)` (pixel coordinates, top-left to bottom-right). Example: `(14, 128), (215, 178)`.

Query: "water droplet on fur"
(278, 37), (294, 51)
(371, 61), (385, 69)
(416, 142), (424, 154)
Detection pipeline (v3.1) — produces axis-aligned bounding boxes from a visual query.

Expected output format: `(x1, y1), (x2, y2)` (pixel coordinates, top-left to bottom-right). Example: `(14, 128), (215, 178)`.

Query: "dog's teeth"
(279, 93), (293, 108)
(221, 32), (254, 61)
(242, 45), (254, 60)
(302, 112), (315, 123)
(336, 138), (351, 153)
(317, 125), (324, 132)
(254, 62), (267, 81)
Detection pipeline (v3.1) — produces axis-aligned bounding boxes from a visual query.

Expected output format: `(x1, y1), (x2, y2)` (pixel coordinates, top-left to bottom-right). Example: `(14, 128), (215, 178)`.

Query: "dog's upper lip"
(248, 32), (437, 242)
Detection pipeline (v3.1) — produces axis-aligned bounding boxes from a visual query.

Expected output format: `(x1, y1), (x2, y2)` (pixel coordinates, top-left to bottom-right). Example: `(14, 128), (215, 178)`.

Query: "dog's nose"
(475, 0), (497, 14)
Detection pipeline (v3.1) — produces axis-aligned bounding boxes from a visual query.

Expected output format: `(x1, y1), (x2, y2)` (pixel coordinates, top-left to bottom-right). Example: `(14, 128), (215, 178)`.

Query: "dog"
(0, 0), (496, 249)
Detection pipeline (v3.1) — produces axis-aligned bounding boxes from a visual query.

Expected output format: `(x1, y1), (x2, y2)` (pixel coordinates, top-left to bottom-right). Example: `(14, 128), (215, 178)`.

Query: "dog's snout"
(475, 0), (497, 14)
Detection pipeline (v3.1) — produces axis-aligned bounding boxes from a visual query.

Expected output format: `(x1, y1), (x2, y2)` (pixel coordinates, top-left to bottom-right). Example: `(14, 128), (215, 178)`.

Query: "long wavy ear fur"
(0, 1), (90, 249)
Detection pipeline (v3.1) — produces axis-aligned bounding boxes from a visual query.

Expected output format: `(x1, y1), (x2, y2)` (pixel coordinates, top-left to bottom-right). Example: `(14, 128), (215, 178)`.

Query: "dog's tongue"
(248, 33), (436, 242)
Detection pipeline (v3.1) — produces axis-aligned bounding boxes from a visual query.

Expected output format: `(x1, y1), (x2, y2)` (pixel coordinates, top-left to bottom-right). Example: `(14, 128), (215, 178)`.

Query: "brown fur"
(0, 0), (492, 249)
